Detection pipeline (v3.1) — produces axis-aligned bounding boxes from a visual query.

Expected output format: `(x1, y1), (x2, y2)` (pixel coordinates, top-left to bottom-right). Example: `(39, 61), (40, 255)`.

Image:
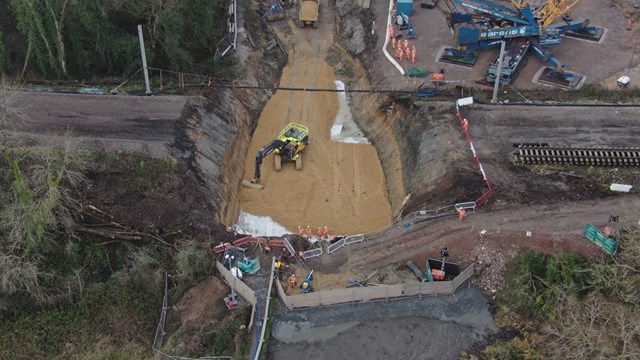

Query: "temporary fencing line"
(455, 100), (493, 206)
(383, 0), (405, 75)
(145, 67), (452, 94)
(252, 257), (275, 360)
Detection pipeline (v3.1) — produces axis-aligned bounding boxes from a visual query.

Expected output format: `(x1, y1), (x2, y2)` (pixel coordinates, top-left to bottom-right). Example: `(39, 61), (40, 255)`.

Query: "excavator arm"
(252, 139), (285, 183)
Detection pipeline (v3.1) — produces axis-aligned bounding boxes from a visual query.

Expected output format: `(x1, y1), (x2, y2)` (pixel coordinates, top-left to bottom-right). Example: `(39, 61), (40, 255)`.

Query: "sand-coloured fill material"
(239, 17), (392, 235)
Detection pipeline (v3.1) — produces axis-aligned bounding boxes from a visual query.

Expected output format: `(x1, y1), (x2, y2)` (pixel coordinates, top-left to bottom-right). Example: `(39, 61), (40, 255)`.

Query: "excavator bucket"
(242, 179), (263, 190)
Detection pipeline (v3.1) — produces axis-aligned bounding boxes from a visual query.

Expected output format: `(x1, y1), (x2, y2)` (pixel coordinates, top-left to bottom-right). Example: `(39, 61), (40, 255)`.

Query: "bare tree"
(543, 295), (640, 359)
(0, 81), (28, 132)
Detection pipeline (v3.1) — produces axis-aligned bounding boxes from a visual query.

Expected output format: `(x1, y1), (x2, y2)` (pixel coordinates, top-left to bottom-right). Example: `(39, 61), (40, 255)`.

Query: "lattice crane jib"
(535, 0), (581, 28)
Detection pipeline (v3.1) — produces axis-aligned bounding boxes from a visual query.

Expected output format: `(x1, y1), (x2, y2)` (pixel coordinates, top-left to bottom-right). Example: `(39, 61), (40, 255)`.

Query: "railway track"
(515, 146), (640, 166)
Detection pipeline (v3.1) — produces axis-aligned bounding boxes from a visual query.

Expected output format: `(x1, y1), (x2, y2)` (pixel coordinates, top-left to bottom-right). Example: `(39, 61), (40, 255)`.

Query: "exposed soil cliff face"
(175, 3), (287, 226)
(334, 0), (483, 217)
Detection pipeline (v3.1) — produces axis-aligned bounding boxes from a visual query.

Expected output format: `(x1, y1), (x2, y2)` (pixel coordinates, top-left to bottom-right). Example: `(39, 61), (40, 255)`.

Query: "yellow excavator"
(242, 123), (309, 190)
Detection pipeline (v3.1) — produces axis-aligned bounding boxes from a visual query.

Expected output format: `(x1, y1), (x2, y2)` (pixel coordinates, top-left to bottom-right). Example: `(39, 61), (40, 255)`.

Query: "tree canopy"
(1, 0), (229, 79)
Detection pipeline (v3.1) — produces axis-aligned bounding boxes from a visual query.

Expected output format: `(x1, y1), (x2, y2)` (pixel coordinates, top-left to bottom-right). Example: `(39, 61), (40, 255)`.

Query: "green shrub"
(501, 252), (592, 319)
(483, 337), (540, 360)
(176, 244), (214, 282)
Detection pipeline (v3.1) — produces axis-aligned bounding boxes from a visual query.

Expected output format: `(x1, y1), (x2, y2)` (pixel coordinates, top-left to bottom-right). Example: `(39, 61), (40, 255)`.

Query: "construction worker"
(462, 118), (469, 132)
(392, 37), (396, 49)
(317, 227), (323, 239)
(297, 226), (304, 237)
(396, 47), (403, 61)
(457, 208), (466, 221)
(389, 25), (394, 39)
(289, 274), (297, 288)
(403, 40), (409, 54)
(322, 226), (330, 240)
(305, 226), (312, 239)
(411, 46), (416, 64)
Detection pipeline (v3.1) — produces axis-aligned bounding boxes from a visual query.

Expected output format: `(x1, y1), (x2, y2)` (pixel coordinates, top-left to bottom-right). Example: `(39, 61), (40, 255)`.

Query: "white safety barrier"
(343, 234), (365, 245)
(455, 202), (476, 210)
(284, 238), (297, 257)
(303, 247), (323, 259)
(383, 0), (405, 75)
(327, 238), (346, 254)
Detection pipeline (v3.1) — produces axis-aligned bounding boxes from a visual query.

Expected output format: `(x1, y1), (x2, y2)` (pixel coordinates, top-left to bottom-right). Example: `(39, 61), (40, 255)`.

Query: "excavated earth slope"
(239, 7), (392, 235)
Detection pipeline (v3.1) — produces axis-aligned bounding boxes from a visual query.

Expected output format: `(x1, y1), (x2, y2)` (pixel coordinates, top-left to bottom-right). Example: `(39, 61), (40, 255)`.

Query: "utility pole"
(492, 41), (506, 104)
(137, 25), (152, 95)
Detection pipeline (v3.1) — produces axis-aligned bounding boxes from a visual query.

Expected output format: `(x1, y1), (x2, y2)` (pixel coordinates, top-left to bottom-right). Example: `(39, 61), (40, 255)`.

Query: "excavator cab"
(276, 123), (309, 160)
(242, 122), (309, 189)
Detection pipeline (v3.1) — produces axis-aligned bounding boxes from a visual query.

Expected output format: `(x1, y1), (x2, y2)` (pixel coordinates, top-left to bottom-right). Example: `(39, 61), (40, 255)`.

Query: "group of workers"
(390, 26), (417, 64)
(297, 225), (331, 240)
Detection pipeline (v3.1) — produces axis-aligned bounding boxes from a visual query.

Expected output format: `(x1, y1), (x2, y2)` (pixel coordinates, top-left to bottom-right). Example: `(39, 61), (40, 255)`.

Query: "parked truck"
(299, 0), (319, 28)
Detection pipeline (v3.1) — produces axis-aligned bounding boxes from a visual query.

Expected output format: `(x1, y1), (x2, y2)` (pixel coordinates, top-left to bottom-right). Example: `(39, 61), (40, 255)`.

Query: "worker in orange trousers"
(390, 25), (394, 38)
(392, 37), (396, 49)
(396, 47), (403, 61)
(462, 118), (469, 132)
(411, 46), (416, 64)
(305, 226), (312, 239)
(289, 274), (297, 288)
(322, 226), (330, 239)
(458, 208), (466, 221)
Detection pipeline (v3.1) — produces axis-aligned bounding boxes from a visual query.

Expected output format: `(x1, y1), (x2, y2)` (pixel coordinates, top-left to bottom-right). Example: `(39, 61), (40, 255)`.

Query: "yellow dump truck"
(299, 0), (319, 28)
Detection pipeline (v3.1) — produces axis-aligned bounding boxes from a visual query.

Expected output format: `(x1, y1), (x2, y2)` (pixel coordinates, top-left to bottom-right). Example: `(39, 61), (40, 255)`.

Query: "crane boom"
(535, 0), (581, 28)
(447, 0), (530, 25)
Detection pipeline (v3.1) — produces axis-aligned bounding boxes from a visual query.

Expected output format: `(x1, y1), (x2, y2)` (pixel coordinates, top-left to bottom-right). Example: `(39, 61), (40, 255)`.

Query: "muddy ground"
(269, 286), (495, 360)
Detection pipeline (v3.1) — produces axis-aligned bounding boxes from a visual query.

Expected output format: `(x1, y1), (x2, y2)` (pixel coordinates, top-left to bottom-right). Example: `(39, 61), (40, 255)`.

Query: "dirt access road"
(239, 1), (392, 235)
(8, 92), (187, 158)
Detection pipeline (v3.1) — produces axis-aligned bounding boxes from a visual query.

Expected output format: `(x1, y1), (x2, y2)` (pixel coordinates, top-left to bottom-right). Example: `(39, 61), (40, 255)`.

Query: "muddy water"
(238, 9), (392, 235)
(272, 321), (360, 343)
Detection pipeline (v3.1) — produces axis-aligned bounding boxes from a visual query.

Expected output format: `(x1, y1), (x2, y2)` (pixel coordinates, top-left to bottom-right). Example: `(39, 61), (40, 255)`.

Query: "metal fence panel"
(343, 234), (365, 245)
(303, 248), (323, 259)
(327, 238), (345, 253)
(152, 274), (169, 358)
(455, 202), (476, 210)
(284, 238), (296, 257)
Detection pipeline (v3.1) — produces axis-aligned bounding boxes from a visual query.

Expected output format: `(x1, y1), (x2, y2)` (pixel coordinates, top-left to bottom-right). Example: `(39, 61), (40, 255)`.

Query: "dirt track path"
(239, 2), (392, 234)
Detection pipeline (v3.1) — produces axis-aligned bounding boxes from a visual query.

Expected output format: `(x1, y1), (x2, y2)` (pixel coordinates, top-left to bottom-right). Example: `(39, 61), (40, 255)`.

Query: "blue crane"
(448, 0), (530, 26)
(446, 0), (592, 47)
